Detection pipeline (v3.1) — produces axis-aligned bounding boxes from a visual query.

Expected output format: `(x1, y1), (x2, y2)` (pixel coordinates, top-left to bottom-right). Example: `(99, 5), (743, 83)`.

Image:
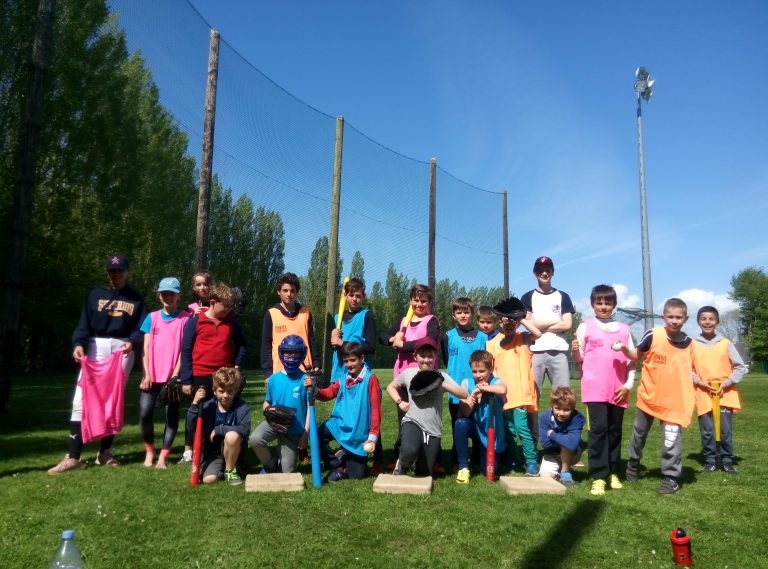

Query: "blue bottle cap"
(62, 529), (75, 539)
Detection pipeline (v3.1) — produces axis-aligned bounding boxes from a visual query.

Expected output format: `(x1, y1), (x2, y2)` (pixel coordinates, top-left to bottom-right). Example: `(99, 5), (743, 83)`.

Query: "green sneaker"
(225, 469), (243, 486)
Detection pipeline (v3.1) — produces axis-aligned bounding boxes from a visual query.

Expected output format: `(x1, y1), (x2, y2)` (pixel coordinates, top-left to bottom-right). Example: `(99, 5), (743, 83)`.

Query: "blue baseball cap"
(157, 277), (181, 293)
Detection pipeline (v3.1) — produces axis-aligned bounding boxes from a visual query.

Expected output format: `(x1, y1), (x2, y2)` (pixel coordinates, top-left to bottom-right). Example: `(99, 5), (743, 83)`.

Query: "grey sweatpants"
(698, 408), (734, 466)
(529, 350), (571, 442)
(249, 420), (301, 473)
(628, 409), (683, 479)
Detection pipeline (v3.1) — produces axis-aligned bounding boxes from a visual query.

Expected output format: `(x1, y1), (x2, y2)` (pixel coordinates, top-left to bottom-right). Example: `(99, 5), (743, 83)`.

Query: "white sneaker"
(47, 455), (85, 475)
(178, 450), (193, 464)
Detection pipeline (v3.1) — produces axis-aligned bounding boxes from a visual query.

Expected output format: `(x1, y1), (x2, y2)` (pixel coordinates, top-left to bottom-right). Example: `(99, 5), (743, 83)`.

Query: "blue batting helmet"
(278, 335), (307, 374)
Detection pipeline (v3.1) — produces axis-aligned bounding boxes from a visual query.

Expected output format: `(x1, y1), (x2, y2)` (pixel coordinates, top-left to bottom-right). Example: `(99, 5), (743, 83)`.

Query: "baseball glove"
(156, 378), (182, 407)
(492, 296), (527, 319)
(264, 404), (296, 434)
(410, 370), (444, 397)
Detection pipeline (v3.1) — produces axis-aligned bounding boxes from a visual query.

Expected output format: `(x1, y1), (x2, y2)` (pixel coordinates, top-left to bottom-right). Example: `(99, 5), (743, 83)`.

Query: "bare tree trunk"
(0, 0), (56, 413)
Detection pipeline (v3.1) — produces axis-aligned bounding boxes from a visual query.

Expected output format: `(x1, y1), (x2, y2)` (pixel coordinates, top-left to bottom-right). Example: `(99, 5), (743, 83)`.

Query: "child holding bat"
(330, 277), (377, 382)
(454, 350), (506, 484)
(380, 284), (441, 469)
(538, 387), (585, 488)
(386, 337), (468, 477)
(250, 335), (312, 473)
(191, 367), (250, 485)
(571, 284), (636, 496)
(692, 306), (747, 474)
(486, 297), (542, 476)
(307, 343), (382, 482)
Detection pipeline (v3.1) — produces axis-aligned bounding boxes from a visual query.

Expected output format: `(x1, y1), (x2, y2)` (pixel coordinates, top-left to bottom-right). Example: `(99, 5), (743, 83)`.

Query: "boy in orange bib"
(692, 306), (747, 474)
(620, 298), (695, 495)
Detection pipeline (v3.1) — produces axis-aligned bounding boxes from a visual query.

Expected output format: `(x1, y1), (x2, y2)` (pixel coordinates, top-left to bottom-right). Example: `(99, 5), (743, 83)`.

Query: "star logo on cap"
(111, 256), (121, 265)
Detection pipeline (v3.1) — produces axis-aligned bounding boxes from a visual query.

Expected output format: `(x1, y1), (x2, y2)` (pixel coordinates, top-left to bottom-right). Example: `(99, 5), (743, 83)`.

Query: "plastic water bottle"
(49, 529), (84, 568)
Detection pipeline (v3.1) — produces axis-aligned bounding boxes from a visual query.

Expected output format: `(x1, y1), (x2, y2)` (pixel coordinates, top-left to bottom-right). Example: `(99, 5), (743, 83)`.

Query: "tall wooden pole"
(195, 29), (220, 272)
(323, 116), (344, 378)
(502, 190), (509, 297)
(428, 158), (437, 292)
(0, 0), (56, 413)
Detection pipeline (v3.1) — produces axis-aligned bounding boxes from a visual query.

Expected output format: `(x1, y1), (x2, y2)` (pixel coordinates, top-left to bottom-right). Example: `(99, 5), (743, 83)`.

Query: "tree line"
(3, 1), (764, 377)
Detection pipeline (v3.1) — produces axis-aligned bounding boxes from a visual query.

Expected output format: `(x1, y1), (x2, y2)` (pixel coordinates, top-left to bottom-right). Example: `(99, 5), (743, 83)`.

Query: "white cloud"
(657, 288), (739, 317)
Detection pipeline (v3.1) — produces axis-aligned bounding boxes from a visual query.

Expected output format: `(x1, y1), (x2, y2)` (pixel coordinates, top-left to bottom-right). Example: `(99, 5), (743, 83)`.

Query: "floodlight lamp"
(636, 66), (649, 81)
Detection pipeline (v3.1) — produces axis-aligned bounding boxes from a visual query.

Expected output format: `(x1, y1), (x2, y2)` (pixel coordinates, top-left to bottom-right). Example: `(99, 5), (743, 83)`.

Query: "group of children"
(48, 255), (747, 496)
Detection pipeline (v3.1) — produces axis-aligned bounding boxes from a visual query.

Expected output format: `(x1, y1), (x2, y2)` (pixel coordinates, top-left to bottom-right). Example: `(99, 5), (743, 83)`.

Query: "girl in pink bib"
(139, 277), (190, 469)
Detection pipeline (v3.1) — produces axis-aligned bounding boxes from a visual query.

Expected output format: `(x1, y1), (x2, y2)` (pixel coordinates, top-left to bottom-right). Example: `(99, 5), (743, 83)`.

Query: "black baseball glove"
(263, 404), (296, 434)
(410, 370), (444, 397)
(157, 378), (182, 407)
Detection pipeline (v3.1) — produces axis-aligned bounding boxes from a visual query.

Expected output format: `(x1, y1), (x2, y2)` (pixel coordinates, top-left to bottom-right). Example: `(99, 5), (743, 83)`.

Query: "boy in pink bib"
(572, 285), (636, 496)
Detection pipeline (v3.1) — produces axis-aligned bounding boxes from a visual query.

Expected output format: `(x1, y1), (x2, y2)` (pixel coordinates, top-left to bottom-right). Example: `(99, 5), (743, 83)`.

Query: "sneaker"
(327, 469), (348, 483)
(609, 474), (624, 490)
(225, 469), (243, 486)
(625, 460), (640, 483)
(47, 455), (85, 475)
(723, 464), (738, 475)
(590, 479), (606, 496)
(392, 460), (405, 476)
(455, 468), (470, 485)
(657, 477), (680, 495)
(525, 463), (539, 477)
(96, 450), (119, 466)
(559, 471), (576, 488)
(369, 461), (384, 476)
(433, 463), (446, 475)
(701, 463), (718, 473)
(178, 450), (193, 464)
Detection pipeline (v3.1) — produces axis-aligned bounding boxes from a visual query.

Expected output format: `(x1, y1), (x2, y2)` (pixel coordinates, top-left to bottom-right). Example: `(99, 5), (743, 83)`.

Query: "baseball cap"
(533, 256), (554, 271)
(413, 336), (438, 352)
(157, 277), (181, 293)
(106, 255), (129, 271)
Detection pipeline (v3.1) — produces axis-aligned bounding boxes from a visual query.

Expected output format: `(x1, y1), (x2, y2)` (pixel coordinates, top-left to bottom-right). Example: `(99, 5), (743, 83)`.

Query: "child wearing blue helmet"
(250, 335), (312, 473)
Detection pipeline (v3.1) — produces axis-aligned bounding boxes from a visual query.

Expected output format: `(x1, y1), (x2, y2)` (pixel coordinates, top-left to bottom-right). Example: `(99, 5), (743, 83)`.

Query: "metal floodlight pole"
(635, 67), (655, 331)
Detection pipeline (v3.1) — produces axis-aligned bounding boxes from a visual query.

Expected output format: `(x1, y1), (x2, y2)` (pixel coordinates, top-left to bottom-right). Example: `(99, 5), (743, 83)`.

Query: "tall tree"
(305, 236), (342, 340)
(350, 250), (365, 282)
(730, 267), (768, 362)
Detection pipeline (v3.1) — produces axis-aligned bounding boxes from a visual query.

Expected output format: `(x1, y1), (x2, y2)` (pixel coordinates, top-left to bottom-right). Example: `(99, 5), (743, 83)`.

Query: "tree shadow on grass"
(519, 500), (606, 569)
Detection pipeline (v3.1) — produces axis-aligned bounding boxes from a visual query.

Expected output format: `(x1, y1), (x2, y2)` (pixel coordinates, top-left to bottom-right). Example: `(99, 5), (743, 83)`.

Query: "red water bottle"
(670, 527), (693, 567)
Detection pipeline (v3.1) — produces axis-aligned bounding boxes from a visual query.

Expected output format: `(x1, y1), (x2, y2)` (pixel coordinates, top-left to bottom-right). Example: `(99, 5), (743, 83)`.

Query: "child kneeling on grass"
(191, 367), (250, 485)
(454, 350), (507, 484)
(538, 387), (586, 488)
(308, 343), (382, 482)
(386, 337), (468, 477)
(250, 335), (310, 473)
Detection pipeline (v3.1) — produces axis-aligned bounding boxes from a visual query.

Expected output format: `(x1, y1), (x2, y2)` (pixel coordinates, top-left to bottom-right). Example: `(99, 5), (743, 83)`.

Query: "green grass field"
(1, 370), (765, 568)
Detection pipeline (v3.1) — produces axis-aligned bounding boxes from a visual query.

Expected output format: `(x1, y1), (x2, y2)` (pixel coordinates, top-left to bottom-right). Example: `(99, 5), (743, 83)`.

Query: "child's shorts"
(539, 442), (585, 476)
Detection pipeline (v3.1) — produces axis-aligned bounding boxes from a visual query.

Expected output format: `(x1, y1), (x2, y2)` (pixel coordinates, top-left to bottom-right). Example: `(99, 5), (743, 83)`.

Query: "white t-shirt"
(521, 288), (574, 352)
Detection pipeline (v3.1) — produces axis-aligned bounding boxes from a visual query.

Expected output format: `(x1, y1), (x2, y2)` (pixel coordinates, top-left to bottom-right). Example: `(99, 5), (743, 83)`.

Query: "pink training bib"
(80, 351), (127, 443)
(580, 319), (631, 407)
(147, 310), (189, 383)
(393, 315), (434, 377)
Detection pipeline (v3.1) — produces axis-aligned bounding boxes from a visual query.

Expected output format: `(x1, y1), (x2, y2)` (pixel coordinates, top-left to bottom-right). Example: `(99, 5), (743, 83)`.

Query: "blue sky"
(112, 0), (767, 326)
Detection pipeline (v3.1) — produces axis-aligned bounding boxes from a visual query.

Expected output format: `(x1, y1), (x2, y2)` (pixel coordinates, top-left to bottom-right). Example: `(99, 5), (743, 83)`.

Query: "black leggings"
(139, 384), (180, 450)
(185, 375), (213, 447)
